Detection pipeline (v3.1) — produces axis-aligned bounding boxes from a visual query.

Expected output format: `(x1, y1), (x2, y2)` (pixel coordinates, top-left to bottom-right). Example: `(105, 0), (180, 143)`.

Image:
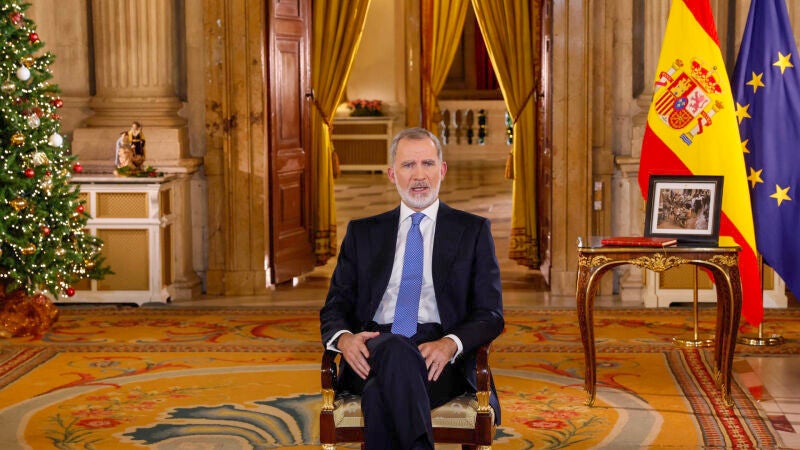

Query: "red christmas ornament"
(41, 226), (50, 236)
(76, 204), (85, 214)
(28, 32), (39, 43)
(24, 168), (35, 178)
(51, 98), (63, 108)
(33, 107), (43, 117)
(72, 162), (83, 173)
(66, 287), (76, 297)
(45, 170), (52, 176)
(50, 113), (61, 121)
(9, 12), (22, 25)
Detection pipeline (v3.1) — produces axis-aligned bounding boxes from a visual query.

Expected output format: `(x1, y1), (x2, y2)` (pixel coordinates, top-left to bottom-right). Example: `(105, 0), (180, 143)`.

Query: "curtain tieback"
(511, 86), (537, 125)
(310, 96), (340, 178)
(505, 86), (537, 181)
(310, 97), (334, 132)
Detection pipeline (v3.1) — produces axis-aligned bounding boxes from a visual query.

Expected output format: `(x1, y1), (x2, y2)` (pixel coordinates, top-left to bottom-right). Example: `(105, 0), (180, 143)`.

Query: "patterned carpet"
(0, 306), (796, 449)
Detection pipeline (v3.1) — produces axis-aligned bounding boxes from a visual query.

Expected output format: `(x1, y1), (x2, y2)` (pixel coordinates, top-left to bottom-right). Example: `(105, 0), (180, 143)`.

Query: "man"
(320, 127), (504, 450)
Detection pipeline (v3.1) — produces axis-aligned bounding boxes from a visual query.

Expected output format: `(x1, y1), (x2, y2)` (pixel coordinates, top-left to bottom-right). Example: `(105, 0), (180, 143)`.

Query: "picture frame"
(644, 175), (723, 245)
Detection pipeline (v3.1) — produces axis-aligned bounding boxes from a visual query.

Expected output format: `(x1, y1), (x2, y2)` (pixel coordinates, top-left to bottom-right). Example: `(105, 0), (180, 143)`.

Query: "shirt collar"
(399, 199), (439, 223)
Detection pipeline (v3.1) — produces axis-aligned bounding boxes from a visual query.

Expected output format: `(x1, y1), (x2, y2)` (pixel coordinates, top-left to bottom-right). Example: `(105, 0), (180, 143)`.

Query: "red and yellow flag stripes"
(638, 0), (762, 325)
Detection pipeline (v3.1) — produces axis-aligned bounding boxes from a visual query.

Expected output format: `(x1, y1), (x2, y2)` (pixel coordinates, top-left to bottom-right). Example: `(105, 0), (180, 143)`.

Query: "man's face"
(387, 137), (447, 211)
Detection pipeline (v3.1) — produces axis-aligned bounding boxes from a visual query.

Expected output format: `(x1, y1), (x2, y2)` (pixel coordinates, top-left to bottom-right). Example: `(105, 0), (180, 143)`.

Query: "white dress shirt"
(372, 201), (440, 325)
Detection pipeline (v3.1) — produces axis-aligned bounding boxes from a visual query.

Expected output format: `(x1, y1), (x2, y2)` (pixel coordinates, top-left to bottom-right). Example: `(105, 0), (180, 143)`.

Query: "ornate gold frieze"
(709, 254), (737, 267)
(578, 255), (613, 269)
(628, 254), (687, 272)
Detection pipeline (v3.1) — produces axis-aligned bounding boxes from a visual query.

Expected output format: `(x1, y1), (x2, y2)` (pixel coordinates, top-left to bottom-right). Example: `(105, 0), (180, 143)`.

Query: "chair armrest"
(475, 343), (491, 392)
(321, 349), (339, 391)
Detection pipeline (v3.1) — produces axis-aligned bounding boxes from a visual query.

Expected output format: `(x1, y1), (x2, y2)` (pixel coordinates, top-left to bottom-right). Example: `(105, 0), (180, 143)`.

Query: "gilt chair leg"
(321, 444), (335, 450)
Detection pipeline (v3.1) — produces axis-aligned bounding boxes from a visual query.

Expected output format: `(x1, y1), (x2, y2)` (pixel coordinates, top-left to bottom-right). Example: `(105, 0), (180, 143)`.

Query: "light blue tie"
(392, 212), (425, 337)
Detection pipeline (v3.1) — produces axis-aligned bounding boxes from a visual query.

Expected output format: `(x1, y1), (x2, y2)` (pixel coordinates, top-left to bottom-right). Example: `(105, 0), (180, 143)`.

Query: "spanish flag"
(638, 0), (763, 325)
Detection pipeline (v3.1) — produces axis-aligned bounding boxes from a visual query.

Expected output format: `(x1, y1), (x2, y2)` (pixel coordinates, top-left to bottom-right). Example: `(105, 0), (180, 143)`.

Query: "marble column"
(87, 0), (184, 128)
(73, 0), (194, 171)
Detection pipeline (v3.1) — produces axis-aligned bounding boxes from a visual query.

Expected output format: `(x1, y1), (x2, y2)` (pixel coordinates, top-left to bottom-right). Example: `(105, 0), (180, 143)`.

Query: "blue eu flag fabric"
(733, 0), (800, 301)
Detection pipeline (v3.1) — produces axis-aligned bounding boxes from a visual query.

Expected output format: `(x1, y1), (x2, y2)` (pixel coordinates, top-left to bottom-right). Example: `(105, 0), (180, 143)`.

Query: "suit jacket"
(320, 202), (504, 423)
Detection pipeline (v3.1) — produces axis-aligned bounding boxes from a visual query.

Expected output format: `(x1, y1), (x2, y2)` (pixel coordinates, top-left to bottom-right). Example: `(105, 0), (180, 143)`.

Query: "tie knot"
(410, 212), (425, 226)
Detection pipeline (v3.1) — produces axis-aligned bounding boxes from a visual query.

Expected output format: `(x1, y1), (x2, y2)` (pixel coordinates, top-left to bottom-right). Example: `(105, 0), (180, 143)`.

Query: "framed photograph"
(644, 175), (723, 245)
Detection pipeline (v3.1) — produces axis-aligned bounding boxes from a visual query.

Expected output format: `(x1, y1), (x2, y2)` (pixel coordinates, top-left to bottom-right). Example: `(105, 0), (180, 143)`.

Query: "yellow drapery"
(421, 0), (469, 131)
(471, 0), (540, 268)
(311, 0), (371, 265)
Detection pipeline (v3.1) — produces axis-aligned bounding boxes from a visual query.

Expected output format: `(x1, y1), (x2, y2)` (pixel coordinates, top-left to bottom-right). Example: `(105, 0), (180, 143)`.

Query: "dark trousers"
(339, 323), (467, 450)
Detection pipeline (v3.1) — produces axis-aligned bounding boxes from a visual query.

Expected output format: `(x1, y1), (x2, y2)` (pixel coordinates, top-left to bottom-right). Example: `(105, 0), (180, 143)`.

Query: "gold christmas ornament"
(55, 247), (66, 257)
(9, 197), (27, 211)
(21, 55), (34, 67)
(21, 243), (36, 255)
(11, 132), (25, 146)
(31, 151), (48, 166)
(1, 79), (14, 94)
(40, 176), (53, 194)
(84, 259), (96, 270)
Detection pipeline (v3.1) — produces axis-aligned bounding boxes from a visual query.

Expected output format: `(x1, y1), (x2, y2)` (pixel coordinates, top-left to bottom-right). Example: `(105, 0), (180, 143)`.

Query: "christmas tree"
(0, 1), (109, 299)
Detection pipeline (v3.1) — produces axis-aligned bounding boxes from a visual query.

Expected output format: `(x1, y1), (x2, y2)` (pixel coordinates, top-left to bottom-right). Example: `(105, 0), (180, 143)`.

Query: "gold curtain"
(471, 0), (540, 268)
(421, 0), (469, 131)
(311, 0), (371, 265)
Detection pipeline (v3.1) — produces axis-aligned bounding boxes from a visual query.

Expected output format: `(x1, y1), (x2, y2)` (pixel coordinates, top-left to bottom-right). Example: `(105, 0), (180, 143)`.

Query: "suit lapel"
(368, 208), (399, 313)
(433, 202), (463, 300)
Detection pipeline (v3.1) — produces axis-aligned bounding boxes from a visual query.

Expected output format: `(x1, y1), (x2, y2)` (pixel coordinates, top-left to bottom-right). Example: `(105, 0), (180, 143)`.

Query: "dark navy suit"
(320, 202), (504, 449)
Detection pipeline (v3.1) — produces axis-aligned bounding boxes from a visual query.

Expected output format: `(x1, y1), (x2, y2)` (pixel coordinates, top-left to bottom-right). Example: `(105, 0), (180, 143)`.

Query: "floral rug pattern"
(0, 307), (795, 449)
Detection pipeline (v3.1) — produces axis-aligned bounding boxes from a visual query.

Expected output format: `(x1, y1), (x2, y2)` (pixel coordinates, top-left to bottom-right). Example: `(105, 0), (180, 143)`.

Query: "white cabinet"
(331, 117), (393, 171)
(67, 176), (175, 305)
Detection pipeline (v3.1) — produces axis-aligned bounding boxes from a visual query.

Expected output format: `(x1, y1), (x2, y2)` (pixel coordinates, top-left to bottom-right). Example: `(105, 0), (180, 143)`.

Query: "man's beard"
(396, 179), (441, 210)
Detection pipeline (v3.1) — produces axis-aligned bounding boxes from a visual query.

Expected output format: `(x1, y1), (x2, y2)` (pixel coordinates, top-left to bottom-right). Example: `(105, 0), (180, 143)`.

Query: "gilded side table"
(576, 238), (742, 406)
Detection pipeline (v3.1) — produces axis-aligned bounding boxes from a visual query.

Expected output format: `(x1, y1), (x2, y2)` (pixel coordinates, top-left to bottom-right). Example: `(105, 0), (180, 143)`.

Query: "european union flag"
(733, 0), (800, 302)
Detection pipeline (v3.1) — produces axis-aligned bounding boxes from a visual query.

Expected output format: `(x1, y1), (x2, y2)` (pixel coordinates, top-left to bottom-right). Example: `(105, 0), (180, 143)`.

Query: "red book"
(600, 236), (678, 247)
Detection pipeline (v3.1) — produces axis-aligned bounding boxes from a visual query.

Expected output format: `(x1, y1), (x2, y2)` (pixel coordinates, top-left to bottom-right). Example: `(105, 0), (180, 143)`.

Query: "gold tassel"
(332, 150), (341, 179)
(504, 151), (514, 180)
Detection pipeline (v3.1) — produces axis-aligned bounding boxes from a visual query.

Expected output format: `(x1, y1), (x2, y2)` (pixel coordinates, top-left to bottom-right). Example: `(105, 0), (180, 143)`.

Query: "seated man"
(320, 127), (504, 450)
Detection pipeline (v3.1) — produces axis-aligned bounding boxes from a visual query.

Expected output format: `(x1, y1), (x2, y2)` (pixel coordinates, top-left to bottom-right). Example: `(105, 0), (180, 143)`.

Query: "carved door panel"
(266, 0), (314, 283)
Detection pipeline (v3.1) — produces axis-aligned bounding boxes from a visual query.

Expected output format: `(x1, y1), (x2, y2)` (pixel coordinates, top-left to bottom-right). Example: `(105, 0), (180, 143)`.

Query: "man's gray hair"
(389, 127), (444, 165)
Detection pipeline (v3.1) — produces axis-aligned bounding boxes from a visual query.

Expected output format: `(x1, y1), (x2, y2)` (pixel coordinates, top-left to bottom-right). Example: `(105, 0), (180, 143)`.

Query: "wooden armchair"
(320, 343), (496, 450)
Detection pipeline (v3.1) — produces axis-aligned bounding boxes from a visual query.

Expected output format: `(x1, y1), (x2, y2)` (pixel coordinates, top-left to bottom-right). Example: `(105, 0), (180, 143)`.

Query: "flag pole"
(737, 255), (784, 346)
(673, 265), (714, 348)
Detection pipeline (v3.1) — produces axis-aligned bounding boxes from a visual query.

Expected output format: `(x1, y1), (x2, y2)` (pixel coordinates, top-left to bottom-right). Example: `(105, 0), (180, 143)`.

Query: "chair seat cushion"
(333, 394), (494, 429)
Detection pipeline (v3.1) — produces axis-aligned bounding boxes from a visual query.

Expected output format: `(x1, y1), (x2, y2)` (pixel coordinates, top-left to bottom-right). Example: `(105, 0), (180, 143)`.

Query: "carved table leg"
(710, 261), (741, 406)
(576, 262), (596, 406)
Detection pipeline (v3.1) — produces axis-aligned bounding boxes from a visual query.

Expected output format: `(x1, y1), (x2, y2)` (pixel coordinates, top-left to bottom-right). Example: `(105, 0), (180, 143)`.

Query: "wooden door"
(265, 0), (314, 283)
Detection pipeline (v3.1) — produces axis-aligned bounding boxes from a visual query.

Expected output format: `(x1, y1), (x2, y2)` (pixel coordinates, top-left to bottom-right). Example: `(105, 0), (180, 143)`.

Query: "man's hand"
(418, 337), (458, 382)
(337, 331), (380, 380)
